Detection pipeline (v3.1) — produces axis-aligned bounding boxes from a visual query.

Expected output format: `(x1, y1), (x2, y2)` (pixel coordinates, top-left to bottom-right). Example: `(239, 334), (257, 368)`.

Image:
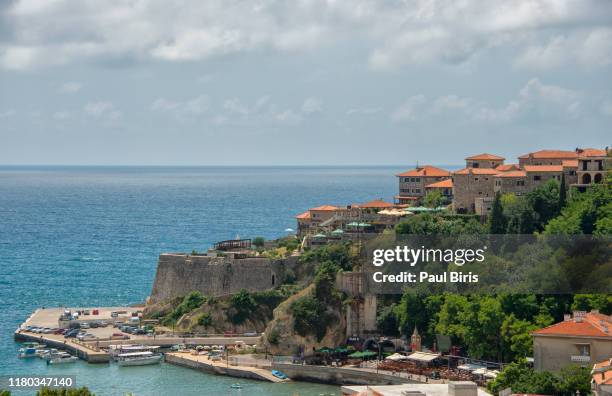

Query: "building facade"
(532, 311), (612, 372)
(396, 165), (451, 204)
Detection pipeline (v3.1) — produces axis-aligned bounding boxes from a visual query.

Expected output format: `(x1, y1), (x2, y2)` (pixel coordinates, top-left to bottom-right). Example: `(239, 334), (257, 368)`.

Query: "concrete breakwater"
(149, 253), (298, 303)
(165, 352), (286, 383)
(272, 363), (415, 386)
(14, 331), (110, 363)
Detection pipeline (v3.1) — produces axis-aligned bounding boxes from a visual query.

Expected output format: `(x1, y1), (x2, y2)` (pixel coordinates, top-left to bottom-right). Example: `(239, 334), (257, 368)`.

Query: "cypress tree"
(488, 192), (507, 234)
(559, 172), (567, 209)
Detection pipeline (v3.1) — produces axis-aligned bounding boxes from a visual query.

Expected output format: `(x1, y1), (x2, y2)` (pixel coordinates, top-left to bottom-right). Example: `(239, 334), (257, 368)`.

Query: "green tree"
(488, 192), (507, 234)
(252, 236), (265, 249)
(230, 289), (257, 324)
(377, 303), (400, 337)
(527, 179), (561, 231)
(559, 172), (567, 209)
(37, 388), (94, 396)
(423, 190), (444, 208)
(556, 364), (591, 396)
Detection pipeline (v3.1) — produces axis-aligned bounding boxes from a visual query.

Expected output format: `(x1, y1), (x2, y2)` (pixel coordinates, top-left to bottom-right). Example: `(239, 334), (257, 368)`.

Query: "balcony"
(570, 355), (591, 363)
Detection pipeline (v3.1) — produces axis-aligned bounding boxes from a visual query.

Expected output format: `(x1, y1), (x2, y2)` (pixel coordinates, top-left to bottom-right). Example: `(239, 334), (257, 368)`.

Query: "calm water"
(0, 166), (405, 395)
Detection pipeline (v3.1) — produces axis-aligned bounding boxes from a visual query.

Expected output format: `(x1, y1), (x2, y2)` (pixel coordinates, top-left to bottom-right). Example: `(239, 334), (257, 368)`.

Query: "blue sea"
(0, 166), (406, 396)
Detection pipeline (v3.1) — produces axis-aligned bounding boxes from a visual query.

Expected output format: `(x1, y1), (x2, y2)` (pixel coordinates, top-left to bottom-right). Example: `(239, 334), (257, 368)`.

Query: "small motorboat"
(18, 347), (39, 358)
(48, 352), (78, 364)
(230, 383), (242, 389)
(271, 370), (288, 380)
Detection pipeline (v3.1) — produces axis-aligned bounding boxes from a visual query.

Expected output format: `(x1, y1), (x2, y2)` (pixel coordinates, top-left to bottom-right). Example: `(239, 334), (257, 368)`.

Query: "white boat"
(18, 347), (39, 358)
(116, 351), (163, 366)
(109, 344), (160, 357)
(37, 348), (60, 359)
(48, 352), (78, 364)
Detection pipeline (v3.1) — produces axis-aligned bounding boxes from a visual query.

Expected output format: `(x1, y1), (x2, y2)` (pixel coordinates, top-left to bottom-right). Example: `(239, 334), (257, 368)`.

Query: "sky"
(0, 0), (611, 166)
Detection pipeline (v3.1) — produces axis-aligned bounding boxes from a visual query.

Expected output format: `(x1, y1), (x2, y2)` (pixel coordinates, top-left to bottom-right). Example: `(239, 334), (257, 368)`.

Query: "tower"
(411, 327), (421, 352)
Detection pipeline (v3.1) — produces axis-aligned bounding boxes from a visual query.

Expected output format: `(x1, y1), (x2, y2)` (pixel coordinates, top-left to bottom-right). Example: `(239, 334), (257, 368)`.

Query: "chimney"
(564, 314), (571, 321)
(449, 382), (477, 396)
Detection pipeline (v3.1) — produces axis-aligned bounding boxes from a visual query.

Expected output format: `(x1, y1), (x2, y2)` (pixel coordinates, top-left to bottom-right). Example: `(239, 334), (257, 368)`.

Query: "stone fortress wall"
(148, 253), (297, 303)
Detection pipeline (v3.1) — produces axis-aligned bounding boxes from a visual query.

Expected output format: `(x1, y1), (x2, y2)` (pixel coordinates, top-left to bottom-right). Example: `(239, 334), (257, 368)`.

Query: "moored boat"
(116, 351), (163, 366)
(47, 352), (78, 364)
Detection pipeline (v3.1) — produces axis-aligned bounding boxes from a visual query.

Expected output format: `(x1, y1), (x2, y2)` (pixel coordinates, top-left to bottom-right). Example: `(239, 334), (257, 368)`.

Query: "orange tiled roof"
(562, 160), (578, 168)
(496, 164), (520, 171)
(394, 195), (418, 200)
(533, 312), (612, 338)
(496, 170), (527, 178)
(359, 199), (394, 209)
(577, 148), (607, 157)
(397, 165), (450, 177)
(310, 205), (339, 211)
(465, 153), (505, 160)
(593, 359), (612, 385)
(295, 211), (311, 219)
(519, 149), (578, 160)
(453, 168), (500, 175)
(426, 179), (453, 188)
(524, 165), (563, 172)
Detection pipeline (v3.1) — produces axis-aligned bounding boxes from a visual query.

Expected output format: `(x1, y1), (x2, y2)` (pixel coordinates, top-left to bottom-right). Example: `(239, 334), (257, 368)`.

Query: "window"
(575, 344), (590, 356)
(569, 170), (575, 176)
(534, 175), (541, 181)
(415, 178), (420, 182)
(517, 180), (525, 186)
(474, 177), (479, 181)
(415, 189), (421, 193)
(472, 163), (480, 168)
(410, 178), (415, 182)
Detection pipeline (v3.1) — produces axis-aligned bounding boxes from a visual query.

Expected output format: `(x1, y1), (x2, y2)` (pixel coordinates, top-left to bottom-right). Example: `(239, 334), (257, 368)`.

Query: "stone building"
(574, 148), (609, 191)
(395, 165), (451, 204)
(518, 149), (578, 167)
(465, 153), (505, 169)
(452, 167), (500, 214)
(532, 311), (612, 372)
(454, 147), (608, 215)
(493, 170), (528, 196)
(425, 178), (453, 201)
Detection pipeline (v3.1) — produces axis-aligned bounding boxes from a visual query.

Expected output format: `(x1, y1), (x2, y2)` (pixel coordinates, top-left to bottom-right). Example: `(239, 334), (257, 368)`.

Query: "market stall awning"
(385, 353), (409, 361)
(457, 363), (487, 372)
(406, 352), (440, 362)
(348, 351), (377, 358)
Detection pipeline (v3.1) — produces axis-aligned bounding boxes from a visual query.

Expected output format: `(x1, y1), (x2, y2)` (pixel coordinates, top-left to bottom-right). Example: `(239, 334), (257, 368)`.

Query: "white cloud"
(515, 28), (612, 70)
(84, 101), (121, 120)
(1, 0), (611, 70)
(58, 82), (82, 94)
(53, 111), (71, 120)
(346, 107), (382, 116)
(391, 95), (426, 121)
(301, 97), (323, 114)
(392, 79), (584, 124)
(152, 95), (210, 121)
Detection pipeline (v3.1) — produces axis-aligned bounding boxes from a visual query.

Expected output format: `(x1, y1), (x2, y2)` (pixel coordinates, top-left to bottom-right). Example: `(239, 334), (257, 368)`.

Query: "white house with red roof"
(532, 311), (612, 372)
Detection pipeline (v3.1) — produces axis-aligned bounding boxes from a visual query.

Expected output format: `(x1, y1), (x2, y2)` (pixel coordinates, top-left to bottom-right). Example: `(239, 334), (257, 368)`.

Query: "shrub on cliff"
(163, 291), (206, 325)
(196, 312), (212, 327)
(36, 387), (94, 396)
(291, 295), (328, 341)
(229, 289), (257, 324)
(299, 242), (353, 270)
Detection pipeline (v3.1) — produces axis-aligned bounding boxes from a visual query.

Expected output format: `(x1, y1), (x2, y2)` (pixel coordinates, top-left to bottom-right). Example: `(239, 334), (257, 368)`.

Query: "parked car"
(111, 332), (130, 340)
(224, 331), (236, 337)
(53, 328), (66, 335)
(80, 323), (90, 329)
(243, 332), (258, 337)
(110, 312), (118, 318)
(64, 329), (79, 338)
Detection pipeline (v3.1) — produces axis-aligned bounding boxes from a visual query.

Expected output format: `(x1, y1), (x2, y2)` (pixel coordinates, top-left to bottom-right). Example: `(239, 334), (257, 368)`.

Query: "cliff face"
(148, 253), (296, 303)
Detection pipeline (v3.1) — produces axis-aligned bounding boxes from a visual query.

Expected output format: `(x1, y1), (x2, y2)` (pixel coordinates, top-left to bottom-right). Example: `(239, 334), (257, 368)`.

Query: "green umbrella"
(331, 229), (344, 235)
(357, 223), (370, 227)
(347, 222), (359, 227)
(313, 233), (326, 238)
